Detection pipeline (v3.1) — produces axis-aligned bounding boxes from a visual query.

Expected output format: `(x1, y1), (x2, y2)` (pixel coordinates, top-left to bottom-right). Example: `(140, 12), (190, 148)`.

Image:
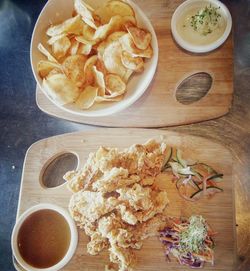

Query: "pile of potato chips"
(37, 0), (153, 109)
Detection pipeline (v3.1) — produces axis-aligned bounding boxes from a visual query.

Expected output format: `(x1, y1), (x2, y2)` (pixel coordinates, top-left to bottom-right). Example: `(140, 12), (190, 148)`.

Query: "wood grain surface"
(36, 0), (233, 127)
(16, 129), (236, 271)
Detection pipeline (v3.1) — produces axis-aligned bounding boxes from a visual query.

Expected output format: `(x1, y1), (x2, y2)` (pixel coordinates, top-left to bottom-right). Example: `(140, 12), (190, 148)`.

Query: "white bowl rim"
(30, 0), (158, 117)
(171, 0), (232, 53)
(11, 203), (78, 271)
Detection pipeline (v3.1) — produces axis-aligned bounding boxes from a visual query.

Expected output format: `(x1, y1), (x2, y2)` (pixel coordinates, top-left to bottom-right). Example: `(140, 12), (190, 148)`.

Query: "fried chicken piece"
(87, 232), (108, 255)
(117, 183), (153, 211)
(116, 204), (138, 225)
(120, 139), (168, 178)
(140, 176), (155, 186)
(117, 184), (169, 224)
(109, 243), (135, 271)
(98, 213), (125, 237)
(83, 220), (97, 234)
(103, 215), (167, 271)
(98, 213), (142, 250)
(65, 140), (168, 194)
(69, 191), (119, 225)
(134, 190), (169, 223)
(64, 150), (103, 193)
(92, 167), (140, 193)
(134, 214), (167, 240)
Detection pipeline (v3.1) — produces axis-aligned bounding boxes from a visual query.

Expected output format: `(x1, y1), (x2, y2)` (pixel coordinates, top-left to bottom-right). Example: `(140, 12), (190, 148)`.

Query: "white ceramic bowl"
(171, 0), (232, 53)
(30, 0), (158, 117)
(11, 203), (78, 271)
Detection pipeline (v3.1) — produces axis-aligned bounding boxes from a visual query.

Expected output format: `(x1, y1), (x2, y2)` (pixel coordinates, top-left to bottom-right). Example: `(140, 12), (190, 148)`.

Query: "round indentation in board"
(176, 72), (213, 105)
(40, 152), (78, 188)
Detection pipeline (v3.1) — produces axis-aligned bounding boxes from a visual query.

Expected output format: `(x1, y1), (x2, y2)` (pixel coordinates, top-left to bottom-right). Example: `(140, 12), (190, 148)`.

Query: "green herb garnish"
(189, 4), (221, 35)
(179, 215), (208, 253)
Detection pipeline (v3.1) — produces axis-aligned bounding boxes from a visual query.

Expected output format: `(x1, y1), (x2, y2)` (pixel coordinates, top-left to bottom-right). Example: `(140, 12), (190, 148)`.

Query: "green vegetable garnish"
(179, 215), (208, 253)
(189, 4), (222, 36)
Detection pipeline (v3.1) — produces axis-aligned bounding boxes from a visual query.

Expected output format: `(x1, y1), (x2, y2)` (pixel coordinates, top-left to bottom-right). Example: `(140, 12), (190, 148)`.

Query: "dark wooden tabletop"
(0, 0), (249, 270)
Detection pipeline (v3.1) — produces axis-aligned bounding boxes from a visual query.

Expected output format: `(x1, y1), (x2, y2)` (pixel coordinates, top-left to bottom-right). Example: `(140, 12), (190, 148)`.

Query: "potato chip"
(77, 43), (92, 55)
(92, 66), (105, 96)
(123, 69), (134, 83)
(120, 33), (153, 58)
(93, 15), (122, 41)
(74, 0), (98, 29)
(127, 26), (152, 50)
(63, 55), (87, 87)
(75, 85), (98, 109)
(123, 15), (137, 27)
(93, 15), (137, 41)
(83, 55), (98, 85)
(80, 0), (94, 12)
(95, 94), (124, 102)
(37, 60), (62, 78)
(38, 43), (58, 63)
(82, 24), (95, 40)
(103, 40), (130, 80)
(121, 51), (144, 72)
(69, 39), (80, 55)
(120, 15), (137, 30)
(43, 73), (80, 105)
(97, 31), (126, 59)
(47, 33), (67, 45)
(107, 31), (127, 42)
(105, 74), (126, 95)
(51, 36), (71, 59)
(95, 0), (135, 24)
(75, 35), (96, 45)
(132, 45), (153, 58)
(46, 15), (83, 36)
(96, 59), (107, 75)
(47, 68), (63, 77)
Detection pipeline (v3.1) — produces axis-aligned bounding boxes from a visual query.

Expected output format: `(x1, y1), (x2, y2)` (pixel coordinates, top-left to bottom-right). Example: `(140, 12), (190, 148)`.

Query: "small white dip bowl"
(11, 203), (78, 271)
(171, 0), (232, 53)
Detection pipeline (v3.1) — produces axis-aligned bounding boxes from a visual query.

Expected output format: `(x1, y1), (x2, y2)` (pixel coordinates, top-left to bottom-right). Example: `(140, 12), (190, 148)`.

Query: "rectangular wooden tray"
(15, 129), (236, 270)
(36, 0), (233, 127)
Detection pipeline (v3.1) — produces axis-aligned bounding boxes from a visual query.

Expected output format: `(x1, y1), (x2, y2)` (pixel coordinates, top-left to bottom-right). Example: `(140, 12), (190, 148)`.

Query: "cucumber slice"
(176, 178), (198, 202)
(169, 162), (181, 176)
(192, 170), (203, 179)
(169, 162), (196, 176)
(190, 189), (204, 200)
(176, 149), (187, 168)
(191, 179), (202, 191)
(206, 186), (223, 192)
(162, 147), (172, 170)
(207, 173), (224, 182)
(191, 163), (217, 178)
(178, 166), (196, 175)
(171, 148), (177, 162)
(190, 186), (223, 200)
(200, 163), (218, 175)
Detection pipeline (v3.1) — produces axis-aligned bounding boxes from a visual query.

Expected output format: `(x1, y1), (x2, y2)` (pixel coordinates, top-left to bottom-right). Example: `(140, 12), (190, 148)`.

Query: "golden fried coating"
(65, 139), (169, 271)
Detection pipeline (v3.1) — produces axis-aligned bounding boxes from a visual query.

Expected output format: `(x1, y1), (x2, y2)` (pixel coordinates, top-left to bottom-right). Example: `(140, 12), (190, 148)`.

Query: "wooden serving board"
(36, 0), (233, 127)
(15, 129), (236, 270)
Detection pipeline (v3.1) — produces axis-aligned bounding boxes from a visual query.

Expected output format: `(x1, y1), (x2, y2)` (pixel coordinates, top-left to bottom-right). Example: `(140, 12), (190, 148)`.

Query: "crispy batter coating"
(65, 139), (169, 271)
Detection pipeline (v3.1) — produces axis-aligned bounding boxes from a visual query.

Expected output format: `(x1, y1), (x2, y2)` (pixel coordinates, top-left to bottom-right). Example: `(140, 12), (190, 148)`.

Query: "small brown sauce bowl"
(11, 203), (78, 271)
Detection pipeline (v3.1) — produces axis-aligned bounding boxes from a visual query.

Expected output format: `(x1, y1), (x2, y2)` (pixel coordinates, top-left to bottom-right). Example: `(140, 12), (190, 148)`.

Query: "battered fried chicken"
(65, 139), (169, 271)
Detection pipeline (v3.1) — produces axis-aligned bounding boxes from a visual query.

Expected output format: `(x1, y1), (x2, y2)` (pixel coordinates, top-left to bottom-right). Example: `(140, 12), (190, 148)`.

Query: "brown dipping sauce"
(17, 209), (71, 268)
